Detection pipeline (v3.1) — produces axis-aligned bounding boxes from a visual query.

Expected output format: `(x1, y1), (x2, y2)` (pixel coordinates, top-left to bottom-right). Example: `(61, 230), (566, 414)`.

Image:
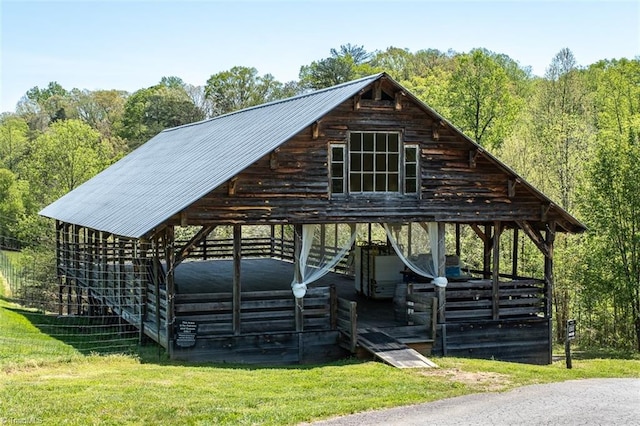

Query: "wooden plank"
(357, 328), (437, 369)
(175, 301), (232, 313)
(438, 318), (551, 364)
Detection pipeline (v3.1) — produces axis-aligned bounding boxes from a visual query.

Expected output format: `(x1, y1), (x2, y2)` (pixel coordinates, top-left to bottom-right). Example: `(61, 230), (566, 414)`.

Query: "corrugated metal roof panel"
(39, 74), (382, 238)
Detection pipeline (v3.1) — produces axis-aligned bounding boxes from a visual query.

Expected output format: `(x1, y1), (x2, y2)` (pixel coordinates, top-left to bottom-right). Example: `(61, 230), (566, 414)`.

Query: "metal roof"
(39, 74), (383, 238)
(40, 72), (586, 237)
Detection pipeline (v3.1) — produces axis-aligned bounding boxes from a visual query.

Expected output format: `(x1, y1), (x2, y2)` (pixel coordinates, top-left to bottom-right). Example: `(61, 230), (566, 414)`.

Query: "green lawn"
(1, 295), (639, 425)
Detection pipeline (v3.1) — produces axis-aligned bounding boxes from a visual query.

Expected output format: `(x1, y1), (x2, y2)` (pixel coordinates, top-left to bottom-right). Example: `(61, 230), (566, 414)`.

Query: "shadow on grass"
(572, 347), (640, 360)
(1, 298), (142, 357)
(2, 297), (367, 371)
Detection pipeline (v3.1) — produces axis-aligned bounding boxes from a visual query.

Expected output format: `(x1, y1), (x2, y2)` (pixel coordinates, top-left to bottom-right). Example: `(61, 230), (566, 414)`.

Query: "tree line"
(0, 44), (638, 351)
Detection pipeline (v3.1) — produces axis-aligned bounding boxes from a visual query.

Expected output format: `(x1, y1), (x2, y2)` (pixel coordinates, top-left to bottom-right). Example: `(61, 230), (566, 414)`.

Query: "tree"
(20, 119), (111, 206)
(524, 49), (593, 341)
(0, 168), (27, 237)
(581, 58), (640, 351)
(205, 66), (299, 116)
(447, 49), (524, 150)
(118, 81), (205, 150)
(71, 89), (127, 138)
(0, 115), (29, 172)
(16, 81), (74, 132)
(370, 47), (413, 81)
(537, 49), (592, 211)
(299, 44), (376, 90)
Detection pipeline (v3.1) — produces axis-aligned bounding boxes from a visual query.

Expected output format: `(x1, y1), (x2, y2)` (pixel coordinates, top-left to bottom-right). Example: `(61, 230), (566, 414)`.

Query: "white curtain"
(291, 224), (357, 298)
(383, 222), (448, 287)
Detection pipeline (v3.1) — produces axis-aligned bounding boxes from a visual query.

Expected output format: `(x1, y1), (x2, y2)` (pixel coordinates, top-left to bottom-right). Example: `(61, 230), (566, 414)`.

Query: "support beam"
(492, 221), (502, 320)
(455, 224), (461, 257)
(512, 228), (519, 277)
(233, 224), (242, 335)
(541, 204), (551, 222)
(469, 150), (480, 168)
(544, 222), (556, 364)
(153, 234), (162, 347)
(270, 149), (279, 170)
(394, 91), (403, 110)
(483, 224), (493, 280)
(516, 220), (550, 258)
(470, 224), (488, 244)
(228, 177), (238, 196)
(173, 225), (217, 268)
(165, 226), (176, 357)
(72, 224), (80, 315)
(374, 80), (382, 100)
(437, 223), (447, 325)
(293, 224), (304, 332)
(508, 179), (517, 198)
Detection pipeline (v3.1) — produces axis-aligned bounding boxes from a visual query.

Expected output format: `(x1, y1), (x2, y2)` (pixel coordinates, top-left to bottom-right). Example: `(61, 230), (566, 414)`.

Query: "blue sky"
(1, 0), (638, 113)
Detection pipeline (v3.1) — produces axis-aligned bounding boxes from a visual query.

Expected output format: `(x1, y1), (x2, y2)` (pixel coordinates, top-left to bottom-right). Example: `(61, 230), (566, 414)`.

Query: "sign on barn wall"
(175, 319), (198, 348)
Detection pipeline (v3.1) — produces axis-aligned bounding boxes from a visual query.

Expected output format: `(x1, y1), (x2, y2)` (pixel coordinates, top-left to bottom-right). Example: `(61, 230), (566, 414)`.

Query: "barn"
(39, 73), (585, 366)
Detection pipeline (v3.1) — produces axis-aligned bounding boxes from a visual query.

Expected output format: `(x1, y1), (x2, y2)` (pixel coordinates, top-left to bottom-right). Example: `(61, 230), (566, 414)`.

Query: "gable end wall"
(182, 93), (548, 226)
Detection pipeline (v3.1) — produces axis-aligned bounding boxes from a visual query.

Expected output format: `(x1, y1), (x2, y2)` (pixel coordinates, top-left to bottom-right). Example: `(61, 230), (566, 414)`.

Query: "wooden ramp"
(357, 328), (438, 369)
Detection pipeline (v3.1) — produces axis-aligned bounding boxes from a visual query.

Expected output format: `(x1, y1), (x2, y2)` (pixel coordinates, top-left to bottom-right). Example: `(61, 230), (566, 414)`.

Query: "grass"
(1, 272), (639, 425)
(1, 353), (638, 425)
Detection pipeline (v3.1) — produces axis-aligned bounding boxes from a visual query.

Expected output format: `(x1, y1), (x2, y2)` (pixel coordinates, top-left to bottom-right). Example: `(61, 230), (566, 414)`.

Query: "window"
(404, 145), (418, 194)
(329, 132), (419, 196)
(330, 144), (345, 194)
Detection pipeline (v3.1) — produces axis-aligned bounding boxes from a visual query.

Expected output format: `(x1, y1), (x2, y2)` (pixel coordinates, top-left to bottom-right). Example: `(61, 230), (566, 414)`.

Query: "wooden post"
(100, 232), (108, 316)
(320, 223), (326, 261)
(330, 285), (337, 330)
(512, 228), (519, 278)
(545, 222), (556, 364)
(58, 275), (64, 316)
(165, 226), (175, 358)
(55, 221), (62, 315)
(483, 224), (492, 279)
(270, 224), (276, 257)
(233, 224), (242, 335)
(118, 237), (126, 317)
(293, 224), (303, 332)
(72, 224), (80, 315)
(153, 234), (162, 347)
(455, 224), (461, 258)
(349, 301), (357, 353)
(492, 221), (502, 320)
(437, 223), (447, 325)
(138, 238), (149, 344)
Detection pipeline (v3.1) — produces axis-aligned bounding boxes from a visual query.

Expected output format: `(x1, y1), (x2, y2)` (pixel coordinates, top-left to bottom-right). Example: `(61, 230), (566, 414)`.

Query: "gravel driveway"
(305, 378), (640, 426)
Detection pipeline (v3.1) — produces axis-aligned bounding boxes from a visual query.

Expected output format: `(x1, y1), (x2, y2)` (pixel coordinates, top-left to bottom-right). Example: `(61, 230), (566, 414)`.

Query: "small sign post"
(565, 319), (576, 369)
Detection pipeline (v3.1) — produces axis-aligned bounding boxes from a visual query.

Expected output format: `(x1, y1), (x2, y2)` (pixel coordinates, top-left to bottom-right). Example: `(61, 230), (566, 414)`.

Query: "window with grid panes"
(329, 132), (419, 196)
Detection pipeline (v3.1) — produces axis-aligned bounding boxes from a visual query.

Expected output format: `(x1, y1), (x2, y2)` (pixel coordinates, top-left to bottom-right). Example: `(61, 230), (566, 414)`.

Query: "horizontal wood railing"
(173, 286), (334, 337)
(406, 278), (545, 322)
(171, 237), (353, 275)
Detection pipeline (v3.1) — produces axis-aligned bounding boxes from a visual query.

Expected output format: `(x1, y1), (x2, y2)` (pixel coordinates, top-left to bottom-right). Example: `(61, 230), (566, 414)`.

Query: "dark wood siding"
(180, 87), (555, 227)
(435, 318), (551, 365)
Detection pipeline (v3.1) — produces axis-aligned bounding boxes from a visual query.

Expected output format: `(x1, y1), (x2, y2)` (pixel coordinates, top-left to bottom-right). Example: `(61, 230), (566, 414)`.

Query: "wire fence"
(0, 233), (144, 361)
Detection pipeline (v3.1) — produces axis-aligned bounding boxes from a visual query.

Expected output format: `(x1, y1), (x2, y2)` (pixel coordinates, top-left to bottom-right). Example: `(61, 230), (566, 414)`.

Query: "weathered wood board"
(357, 328), (437, 369)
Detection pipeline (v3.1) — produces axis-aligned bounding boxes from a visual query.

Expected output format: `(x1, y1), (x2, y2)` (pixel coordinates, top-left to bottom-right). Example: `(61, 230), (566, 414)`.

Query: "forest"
(0, 44), (638, 352)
